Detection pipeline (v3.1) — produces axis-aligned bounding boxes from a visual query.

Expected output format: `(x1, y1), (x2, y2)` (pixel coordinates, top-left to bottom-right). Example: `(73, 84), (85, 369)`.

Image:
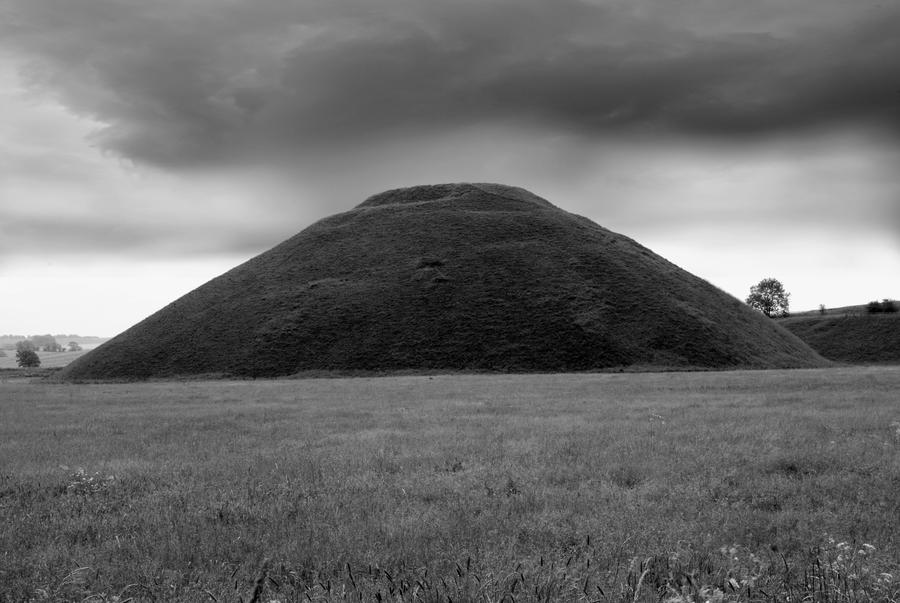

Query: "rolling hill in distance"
(781, 313), (900, 364)
(61, 183), (827, 380)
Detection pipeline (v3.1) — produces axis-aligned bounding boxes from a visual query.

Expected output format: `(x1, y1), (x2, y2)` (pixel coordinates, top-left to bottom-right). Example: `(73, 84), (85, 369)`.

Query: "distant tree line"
(30, 335), (65, 352)
(867, 299), (898, 314)
(9, 335), (82, 353)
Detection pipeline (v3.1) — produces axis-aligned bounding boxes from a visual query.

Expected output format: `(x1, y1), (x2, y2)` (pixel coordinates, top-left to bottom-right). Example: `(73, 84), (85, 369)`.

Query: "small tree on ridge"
(746, 278), (790, 318)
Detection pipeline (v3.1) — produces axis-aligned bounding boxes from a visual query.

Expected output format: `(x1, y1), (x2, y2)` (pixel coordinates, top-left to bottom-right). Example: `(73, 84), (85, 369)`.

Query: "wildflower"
(698, 586), (725, 603)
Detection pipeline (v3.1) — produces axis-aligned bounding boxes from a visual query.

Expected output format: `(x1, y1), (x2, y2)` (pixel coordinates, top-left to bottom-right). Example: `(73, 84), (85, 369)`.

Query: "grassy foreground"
(1, 368), (899, 602)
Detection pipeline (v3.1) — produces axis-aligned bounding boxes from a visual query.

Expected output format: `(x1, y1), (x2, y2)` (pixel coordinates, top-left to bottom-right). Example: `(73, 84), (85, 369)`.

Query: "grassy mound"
(781, 313), (900, 364)
(62, 183), (825, 379)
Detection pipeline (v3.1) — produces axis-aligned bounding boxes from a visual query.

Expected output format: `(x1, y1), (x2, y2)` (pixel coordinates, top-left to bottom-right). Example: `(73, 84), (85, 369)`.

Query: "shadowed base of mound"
(61, 183), (828, 380)
(781, 313), (900, 364)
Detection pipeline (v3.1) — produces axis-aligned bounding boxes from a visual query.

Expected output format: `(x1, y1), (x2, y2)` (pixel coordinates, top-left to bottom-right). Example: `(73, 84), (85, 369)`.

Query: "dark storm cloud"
(2, 0), (899, 169)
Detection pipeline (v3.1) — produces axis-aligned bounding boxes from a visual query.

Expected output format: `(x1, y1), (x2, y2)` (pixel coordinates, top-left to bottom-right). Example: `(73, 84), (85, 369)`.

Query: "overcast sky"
(2, 0), (898, 336)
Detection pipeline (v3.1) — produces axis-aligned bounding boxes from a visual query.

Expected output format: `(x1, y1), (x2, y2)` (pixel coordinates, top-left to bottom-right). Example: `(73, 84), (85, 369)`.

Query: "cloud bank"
(3, 0), (898, 169)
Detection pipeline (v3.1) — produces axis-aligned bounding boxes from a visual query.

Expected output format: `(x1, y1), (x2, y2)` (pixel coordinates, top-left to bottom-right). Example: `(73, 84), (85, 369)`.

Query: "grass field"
(2, 368), (899, 601)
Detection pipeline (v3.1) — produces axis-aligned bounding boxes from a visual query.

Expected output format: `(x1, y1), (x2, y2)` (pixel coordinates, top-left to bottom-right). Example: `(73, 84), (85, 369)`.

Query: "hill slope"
(781, 314), (900, 364)
(62, 183), (826, 379)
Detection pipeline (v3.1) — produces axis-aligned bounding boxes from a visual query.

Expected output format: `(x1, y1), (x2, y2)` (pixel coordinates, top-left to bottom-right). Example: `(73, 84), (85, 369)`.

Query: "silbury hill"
(61, 183), (827, 379)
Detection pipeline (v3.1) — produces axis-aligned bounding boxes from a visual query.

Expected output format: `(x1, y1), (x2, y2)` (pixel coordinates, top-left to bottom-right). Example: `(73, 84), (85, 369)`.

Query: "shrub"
(867, 299), (898, 314)
(15, 349), (40, 368)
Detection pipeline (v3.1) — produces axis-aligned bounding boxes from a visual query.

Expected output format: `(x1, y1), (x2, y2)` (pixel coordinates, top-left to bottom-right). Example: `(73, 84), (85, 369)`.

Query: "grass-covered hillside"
(63, 183), (825, 379)
(781, 313), (900, 364)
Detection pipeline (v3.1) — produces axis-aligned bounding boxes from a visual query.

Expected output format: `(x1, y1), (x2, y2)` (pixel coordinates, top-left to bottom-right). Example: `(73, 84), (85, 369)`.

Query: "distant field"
(2, 368), (899, 601)
(788, 305), (869, 318)
(0, 343), (104, 369)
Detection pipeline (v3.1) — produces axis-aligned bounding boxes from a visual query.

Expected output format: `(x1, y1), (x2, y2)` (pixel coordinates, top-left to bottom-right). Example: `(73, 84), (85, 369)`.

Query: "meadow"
(1, 367), (899, 601)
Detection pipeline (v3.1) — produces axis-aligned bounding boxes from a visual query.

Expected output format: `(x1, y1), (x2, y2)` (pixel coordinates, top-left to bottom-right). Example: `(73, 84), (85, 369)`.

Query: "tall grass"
(2, 367), (899, 601)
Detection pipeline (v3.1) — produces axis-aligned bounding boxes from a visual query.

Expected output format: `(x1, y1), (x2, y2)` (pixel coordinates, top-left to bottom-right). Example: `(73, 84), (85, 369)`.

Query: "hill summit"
(62, 183), (826, 379)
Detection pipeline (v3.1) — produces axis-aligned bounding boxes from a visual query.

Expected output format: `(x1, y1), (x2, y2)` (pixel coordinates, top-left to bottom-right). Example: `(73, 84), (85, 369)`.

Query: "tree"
(866, 299), (897, 313)
(15, 340), (35, 353)
(68, 341), (83, 352)
(746, 278), (790, 318)
(16, 349), (41, 368)
(30, 334), (63, 352)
